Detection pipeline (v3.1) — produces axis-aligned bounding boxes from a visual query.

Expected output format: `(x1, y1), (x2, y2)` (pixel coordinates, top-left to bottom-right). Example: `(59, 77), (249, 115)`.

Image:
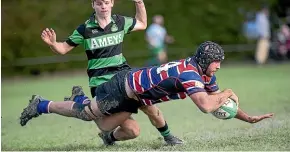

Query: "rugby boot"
(98, 131), (116, 146)
(20, 95), (43, 126)
(64, 86), (85, 101)
(164, 134), (184, 145)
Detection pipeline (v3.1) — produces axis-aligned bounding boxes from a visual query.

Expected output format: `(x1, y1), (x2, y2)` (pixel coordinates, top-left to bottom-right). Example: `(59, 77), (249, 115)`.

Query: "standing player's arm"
(208, 90), (274, 123)
(49, 42), (75, 55)
(132, 0), (147, 31)
(57, 24), (84, 54)
(189, 89), (234, 113)
(41, 28), (75, 55)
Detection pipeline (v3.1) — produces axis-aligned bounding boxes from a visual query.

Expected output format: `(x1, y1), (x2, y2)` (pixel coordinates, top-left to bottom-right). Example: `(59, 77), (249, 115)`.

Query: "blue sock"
(74, 95), (90, 104)
(37, 100), (51, 114)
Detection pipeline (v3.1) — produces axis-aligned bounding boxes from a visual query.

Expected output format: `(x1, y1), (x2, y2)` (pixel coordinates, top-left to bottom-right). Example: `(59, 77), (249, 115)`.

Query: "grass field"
(2, 63), (290, 151)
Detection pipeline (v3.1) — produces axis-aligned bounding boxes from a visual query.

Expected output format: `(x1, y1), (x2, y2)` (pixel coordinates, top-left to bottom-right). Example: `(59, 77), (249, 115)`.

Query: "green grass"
(2, 64), (290, 151)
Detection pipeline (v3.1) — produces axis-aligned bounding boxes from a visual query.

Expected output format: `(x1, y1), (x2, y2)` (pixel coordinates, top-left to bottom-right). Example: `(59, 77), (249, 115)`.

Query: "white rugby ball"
(211, 98), (238, 120)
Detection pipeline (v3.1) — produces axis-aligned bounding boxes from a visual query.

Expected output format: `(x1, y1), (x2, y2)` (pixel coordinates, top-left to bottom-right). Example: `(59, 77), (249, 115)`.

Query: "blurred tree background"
(1, 0), (277, 76)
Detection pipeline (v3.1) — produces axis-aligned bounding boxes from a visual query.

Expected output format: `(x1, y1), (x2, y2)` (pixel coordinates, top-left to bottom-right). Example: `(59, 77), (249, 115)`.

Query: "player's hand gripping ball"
(211, 98), (238, 119)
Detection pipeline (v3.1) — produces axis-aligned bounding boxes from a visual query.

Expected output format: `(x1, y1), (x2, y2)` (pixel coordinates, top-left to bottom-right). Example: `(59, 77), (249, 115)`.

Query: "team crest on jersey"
(111, 24), (118, 32)
(92, 29), (98, 34)
(195, 81), (205, 88)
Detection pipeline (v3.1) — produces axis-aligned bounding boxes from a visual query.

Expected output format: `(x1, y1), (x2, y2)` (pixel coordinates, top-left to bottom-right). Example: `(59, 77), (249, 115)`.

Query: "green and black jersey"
(66, 13), (136, 87)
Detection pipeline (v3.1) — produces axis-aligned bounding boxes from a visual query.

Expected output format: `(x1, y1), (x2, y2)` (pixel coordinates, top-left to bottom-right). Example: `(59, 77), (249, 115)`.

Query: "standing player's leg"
(139, 105), (183, 145)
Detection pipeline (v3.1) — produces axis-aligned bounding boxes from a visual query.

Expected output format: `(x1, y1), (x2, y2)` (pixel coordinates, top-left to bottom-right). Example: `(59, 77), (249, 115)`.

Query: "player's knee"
(130, 128), (140, 138)
(126, 125), (140, 139)
(121, 119), (140, 139)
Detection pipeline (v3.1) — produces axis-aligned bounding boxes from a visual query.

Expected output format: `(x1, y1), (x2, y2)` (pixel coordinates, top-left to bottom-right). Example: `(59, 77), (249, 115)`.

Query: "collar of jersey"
(189, 57), (204, 75)
(87, 12), (116, 28)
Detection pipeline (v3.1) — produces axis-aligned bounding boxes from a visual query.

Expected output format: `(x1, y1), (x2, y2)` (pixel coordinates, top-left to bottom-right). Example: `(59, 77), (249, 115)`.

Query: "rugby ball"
(211, 98), (238, 120)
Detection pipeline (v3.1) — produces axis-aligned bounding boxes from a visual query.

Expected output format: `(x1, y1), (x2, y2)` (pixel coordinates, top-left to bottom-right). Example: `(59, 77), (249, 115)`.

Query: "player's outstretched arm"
(132, 0), (147, 31)
(41, 28), (74, 55)
(207, 90), (273, 123)
(189, 89), (234, 113)
(235, 108), (274, 123)
(48, 42), (74, 55)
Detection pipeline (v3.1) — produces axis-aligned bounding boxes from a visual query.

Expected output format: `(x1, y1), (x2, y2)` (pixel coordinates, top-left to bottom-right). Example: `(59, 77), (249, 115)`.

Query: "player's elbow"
(143, 22), (147, 29)
(57, 51), (67, 55)
(59, 48), (70, 55)
(51, 49), (66, 55)
(199, 106), (212, 113)
(140, 23), (147, 30)
(190, 93), (215, 113)
(58, 42), (73, 55)
(51, 45), (69, 55)
(138, 20), (147, 30)
(198, 103), (215, 113)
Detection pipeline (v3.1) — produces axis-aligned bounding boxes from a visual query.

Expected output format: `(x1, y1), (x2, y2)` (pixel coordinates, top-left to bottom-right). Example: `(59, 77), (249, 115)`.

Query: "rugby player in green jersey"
(35, 0), (182, 146)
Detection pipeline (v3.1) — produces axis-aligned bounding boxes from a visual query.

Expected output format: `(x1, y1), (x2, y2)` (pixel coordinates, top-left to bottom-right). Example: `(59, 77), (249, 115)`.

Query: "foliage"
(1, 0), (275, 75)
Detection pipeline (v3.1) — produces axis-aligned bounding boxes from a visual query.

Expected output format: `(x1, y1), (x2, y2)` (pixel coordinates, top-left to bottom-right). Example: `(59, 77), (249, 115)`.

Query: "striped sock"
(157, 122), (171, 137)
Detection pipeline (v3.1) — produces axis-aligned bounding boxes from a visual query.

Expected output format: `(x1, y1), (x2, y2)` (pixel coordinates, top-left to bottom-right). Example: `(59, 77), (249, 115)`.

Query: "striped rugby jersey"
(127, 57), (219, 105)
